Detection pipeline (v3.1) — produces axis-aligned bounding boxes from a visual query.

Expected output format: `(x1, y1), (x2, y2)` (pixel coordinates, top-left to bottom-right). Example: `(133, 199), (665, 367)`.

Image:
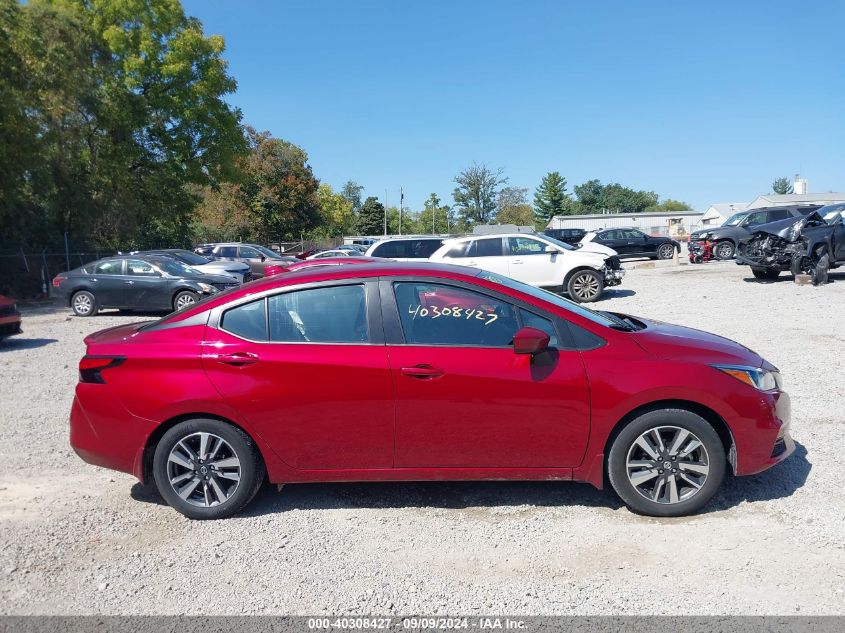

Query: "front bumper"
(0, 313), (22, 338)
(602, 266), (625, 287)
(734, 388), (795, 476)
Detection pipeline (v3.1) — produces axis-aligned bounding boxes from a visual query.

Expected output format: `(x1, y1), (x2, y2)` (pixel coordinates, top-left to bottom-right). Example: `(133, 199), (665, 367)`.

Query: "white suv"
(429, 233), (625, 302)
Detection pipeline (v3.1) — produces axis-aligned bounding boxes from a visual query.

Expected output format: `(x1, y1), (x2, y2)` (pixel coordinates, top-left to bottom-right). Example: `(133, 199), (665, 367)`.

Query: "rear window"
(372, 239), (442, 258)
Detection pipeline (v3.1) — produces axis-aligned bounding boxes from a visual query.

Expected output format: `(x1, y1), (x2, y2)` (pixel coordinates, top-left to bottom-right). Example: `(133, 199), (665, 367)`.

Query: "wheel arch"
(602, 399), (736, 476)
(562, 265), (602, 288)
(69, 287), (95, 306)
(140, 412), (268, 485)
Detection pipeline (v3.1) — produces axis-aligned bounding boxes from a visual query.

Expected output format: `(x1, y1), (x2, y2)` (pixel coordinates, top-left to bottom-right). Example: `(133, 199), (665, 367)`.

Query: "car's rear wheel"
(656, 243), (675, 260)
(153, 418), (265, 520)
(751, 268), (780, 280)
(566, 269), (604, 303)
(607, 409), (726, 517)
(173, 290), (199, 311)
(71, 290), (98, 317)
(714, 241), (735, 259)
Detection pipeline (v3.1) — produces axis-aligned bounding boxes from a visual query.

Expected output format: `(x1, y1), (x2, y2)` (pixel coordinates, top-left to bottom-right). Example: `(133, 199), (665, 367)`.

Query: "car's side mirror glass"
(513, 326), (550, 355)
(544, 245), (559, 253)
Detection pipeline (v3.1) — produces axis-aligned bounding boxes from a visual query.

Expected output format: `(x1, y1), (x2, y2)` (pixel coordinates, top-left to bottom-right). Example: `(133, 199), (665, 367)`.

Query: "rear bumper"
(0, 315), (22, 338)
(69, 388), (155, 480)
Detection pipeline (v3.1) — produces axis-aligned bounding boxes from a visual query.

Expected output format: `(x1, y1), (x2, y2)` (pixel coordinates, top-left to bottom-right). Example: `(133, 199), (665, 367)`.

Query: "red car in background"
(70, 262), (793, 520)
(0, 295), (22, 340)
(264, 256), (379, 277)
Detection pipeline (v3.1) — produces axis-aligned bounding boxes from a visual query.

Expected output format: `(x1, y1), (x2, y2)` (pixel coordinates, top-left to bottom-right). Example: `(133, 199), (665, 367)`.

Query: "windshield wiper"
(598, 311), (636, 331)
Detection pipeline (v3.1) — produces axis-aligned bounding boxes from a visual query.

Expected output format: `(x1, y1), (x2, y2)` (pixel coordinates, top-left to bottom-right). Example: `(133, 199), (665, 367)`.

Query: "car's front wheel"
(566, 269), (604, 303)
(607, 409), (726, 517)
(173, 290), (199, 312)
(153, 418), (265, 520)
(714, 240), (735, 259)
(71, 290), (98, 317)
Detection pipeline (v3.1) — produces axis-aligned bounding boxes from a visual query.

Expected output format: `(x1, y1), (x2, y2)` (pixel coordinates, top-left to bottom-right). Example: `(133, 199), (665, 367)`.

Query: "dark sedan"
(52, 255), (239, 316)
(203, 243), (299, 278)
(543, 228), (587, 245)
(581, 228), (680, 260)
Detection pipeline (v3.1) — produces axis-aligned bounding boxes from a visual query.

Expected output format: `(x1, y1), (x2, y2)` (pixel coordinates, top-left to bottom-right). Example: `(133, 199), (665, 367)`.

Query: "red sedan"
(70, 262), (794, 519)
(263, 256), (379, 277)
(0, 294), (22, 340)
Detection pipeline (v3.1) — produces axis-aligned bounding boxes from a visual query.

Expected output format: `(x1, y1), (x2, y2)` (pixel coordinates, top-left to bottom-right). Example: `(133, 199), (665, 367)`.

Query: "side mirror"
(544, 244), (559, 253)
(260, 254), (266, 262)
(513, 326), (550, 355)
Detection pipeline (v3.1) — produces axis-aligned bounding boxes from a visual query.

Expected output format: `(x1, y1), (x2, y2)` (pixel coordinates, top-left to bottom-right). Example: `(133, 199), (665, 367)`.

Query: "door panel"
(388, 281), (591, 468)
(125, 259), (168, 309)
(89, 260), (126, 307)
(506, 236), (559, 286)
(202, 285), (394, 470)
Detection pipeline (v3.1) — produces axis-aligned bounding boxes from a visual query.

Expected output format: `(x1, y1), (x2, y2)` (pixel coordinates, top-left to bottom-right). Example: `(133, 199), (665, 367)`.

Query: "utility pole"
(399, 187), (403, 236)
(383, 189), (388, 236)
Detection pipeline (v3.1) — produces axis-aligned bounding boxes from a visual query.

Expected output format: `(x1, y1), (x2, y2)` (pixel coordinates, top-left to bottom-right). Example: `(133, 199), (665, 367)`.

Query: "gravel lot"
(1, 260), (844, 615)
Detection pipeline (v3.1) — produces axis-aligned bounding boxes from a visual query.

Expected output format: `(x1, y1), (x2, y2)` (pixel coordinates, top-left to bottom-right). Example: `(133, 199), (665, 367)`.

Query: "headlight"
(784, 225), (801, 242)
(697, 232), (712, 240)
(197, 283), (217, 294)
(712, 364), (782, 391)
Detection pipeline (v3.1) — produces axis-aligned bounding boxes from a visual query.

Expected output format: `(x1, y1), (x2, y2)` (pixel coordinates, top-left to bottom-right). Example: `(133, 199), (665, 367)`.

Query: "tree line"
(0, 0), (693, 253)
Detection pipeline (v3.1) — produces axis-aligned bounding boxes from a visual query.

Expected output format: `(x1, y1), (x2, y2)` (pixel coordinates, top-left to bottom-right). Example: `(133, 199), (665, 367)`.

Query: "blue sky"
(184, 0), (844, 211)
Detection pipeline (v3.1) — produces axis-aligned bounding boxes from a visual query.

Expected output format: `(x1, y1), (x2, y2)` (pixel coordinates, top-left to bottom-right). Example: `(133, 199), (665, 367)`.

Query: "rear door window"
(768, 209), (790, 221)
(475, 237), (504, 257)
(93, 260), (123, 275)
(268, 285), (368, 343)
(217, 246), (238, 258)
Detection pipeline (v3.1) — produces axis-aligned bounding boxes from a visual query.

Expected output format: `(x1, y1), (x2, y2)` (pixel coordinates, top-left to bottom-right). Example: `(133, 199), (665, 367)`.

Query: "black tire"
(566, 269), (604, 303)
(153, 418), (265, 520)
(71, 290), (98, 317)
(811, 253), (830, 286)
(751, 268), (780, 280)
(607, 408), (726, 517)
(656, 243), (675, 260)
(173, 290), (199, 312)
(714, 240), (735, 260)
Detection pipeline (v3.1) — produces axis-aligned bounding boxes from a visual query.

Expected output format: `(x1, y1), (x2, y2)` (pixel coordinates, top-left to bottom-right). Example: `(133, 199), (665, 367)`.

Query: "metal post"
(41, 249), (49, 298)
(399, 187), (403, 236)
(63, 232), (70, 271)
(384, 190), (388, 236)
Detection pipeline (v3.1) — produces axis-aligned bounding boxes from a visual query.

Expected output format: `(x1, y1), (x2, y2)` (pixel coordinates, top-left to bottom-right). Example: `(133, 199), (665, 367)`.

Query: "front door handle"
(512, 259), (524, 264)
(400, 364), (445, 379)
(124, 280), (135, 285)
(217, 352), (259, 366)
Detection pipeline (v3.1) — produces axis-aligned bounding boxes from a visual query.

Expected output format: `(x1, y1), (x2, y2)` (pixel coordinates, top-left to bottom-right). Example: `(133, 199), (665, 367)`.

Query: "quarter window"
(221, 299), (267, 341)
(394, 282), (517, 347)
(518, 309), (559, 347)
(268, 285), (367, 343)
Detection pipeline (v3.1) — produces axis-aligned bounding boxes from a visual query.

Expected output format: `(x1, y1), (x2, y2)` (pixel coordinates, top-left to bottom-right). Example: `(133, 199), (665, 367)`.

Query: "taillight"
(52, 276), (65, 288)
(79, 356), (125, 384)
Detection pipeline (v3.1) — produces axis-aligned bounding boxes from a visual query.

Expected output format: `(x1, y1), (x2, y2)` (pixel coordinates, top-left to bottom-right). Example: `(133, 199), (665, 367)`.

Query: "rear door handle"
(400, 364), (445, 379)
(217, 352), (259, 366)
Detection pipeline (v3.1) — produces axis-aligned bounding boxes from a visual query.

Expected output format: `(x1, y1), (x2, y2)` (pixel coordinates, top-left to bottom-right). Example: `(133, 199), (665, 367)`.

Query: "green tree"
(452, 163), (507, 225)
(417, 193), (452, 234)
(0, 0), (246, 249)
(496, 187), (534, 227)
(573, 180), (658, 214)
(239, 127), (321, 242)
(316, 183), (354, 237)
(340, 181), (364, 214)
(645, 199), (693, 213)
(772, 177), (793, 195)
(533, 172), (572, 225)
(357, 196), (385, 235)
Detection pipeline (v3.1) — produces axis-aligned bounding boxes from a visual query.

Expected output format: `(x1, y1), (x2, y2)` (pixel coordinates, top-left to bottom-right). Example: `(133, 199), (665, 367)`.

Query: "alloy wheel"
(73, 294), (93, 315)
(572, 273), (600, 301)
(166, 432), (242, 508)
(716, 242), (734, 259)
(175, 293), (197, 310)
(658, 244), (674, 259)
(625, 425), (710, 505)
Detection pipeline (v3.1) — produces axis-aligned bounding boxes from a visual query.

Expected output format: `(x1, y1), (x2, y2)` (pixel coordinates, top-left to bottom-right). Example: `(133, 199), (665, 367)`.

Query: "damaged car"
(736, 203), (845, 284)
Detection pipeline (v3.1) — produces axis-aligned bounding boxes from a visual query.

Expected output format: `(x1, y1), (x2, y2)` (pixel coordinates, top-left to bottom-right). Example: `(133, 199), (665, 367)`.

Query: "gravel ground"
(1, 260), (844, 615)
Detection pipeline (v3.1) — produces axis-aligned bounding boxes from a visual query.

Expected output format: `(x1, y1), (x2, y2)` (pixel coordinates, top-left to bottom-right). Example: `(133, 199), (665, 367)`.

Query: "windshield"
(723, 213), (748, 226)
(173, 250), (211, 266)
(477, 270), (617, 328)
(155, 259), (200, 276)
(823, 210), (844, 224)
(538, 235), (575, 250)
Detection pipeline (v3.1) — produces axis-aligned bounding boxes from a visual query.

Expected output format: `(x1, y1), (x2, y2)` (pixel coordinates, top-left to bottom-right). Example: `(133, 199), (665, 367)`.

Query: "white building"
(547, 211), (704, 237)
(700, 202), (749, 226)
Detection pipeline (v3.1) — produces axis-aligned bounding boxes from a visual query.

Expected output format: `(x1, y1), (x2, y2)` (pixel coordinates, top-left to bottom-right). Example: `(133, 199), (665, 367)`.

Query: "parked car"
(365, 237), (446, 260)
(52, 255), (240, 316)
(70, 261), (794, 520)
(543, 228), (587, 245)
(203, 243), (299, 279)
(581, 228), (680, 260)
(429, 232), (624, 302)
(337, 244), (368, 254)
(736, 204), (845, 283)
(141, 249), (251, 283)
(0, 295), (22, 340)
(690, 205), (821, 260)
(264, 257), (381, 277)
